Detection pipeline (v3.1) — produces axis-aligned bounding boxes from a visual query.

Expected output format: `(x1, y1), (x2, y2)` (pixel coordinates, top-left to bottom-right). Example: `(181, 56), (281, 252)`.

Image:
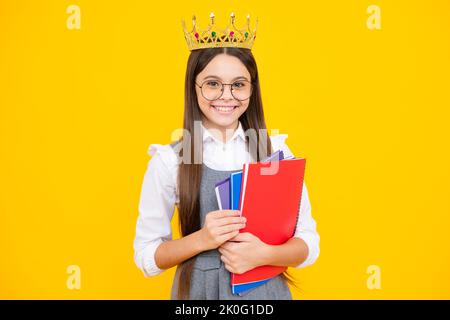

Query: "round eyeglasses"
(195, 79), (253, 101)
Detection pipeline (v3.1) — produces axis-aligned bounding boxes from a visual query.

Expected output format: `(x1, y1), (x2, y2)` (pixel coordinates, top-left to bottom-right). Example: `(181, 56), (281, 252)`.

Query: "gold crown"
(181, 12), (258, 51)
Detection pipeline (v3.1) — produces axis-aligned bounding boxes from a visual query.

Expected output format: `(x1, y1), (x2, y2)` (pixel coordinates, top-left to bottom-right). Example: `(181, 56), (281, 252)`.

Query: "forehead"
(197, 54), (251, 81)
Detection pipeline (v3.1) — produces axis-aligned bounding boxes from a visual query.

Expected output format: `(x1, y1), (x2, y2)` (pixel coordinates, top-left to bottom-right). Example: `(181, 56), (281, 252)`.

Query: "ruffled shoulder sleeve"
(148, 142), (181, 162)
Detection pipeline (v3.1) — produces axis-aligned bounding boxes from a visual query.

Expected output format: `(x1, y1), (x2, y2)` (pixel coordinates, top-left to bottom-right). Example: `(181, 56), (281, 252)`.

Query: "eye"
(232, 81), (246, 89)
(206, 81), (220, 88)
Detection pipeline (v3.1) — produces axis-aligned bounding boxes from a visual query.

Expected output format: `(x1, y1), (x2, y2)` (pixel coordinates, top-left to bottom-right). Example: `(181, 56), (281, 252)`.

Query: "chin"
(209, 116), (239, 129)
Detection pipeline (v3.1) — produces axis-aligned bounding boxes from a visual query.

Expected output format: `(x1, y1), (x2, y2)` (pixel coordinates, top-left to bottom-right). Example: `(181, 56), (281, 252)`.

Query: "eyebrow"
(203, 75), (249, 82)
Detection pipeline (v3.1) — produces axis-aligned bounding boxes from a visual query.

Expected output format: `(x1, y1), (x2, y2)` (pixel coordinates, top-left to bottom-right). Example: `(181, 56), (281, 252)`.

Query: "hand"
(218, 232), (270, 275)
(198, 210), (247, 251)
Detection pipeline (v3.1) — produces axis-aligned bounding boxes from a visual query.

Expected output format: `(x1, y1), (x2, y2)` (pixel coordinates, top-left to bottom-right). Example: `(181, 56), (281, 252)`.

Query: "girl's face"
(195, 54), (251, 131)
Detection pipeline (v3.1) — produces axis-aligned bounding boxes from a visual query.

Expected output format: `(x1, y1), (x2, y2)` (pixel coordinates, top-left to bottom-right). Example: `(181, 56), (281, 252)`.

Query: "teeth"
(212, 105), (236, 112)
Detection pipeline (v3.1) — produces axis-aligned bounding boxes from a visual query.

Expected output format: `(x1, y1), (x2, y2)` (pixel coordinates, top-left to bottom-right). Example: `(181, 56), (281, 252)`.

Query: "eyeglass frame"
(194, 78), (254, 101)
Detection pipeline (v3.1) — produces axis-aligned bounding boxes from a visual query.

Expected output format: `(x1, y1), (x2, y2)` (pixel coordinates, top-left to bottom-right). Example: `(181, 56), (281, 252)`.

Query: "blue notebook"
(233, 278), (271, 296)
(230, 172), (242, 210)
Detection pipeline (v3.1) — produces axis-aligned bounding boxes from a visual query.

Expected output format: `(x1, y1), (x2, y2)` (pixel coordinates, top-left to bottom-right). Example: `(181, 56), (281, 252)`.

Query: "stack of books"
(214, 150), (306, 296)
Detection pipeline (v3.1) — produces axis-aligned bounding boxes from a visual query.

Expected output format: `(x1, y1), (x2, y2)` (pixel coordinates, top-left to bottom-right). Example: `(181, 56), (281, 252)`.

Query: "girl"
(134, 29), (320, 300)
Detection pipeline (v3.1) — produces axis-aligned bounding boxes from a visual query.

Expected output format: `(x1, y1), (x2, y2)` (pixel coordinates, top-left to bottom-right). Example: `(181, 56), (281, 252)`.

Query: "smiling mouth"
(210, 105), (238, 114)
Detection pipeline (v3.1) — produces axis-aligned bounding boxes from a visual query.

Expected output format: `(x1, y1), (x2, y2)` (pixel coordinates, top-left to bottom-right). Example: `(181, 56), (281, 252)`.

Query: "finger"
(216, 223), (246, 235)
(213, 210), (241, 219)
(217, 230), (240, 243)
(220, 254), (232, 265)
(223, 263), (235, 273)
(220, 241), (236, 251)
(218, 247), (231, 258)
(218, 245), (230, 255)
(229, 233), (240, 242)
(216, 216), (246, 227)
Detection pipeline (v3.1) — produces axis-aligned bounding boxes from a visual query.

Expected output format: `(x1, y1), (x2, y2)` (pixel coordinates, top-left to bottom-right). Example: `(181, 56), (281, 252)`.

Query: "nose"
(220, 84), (234, 100)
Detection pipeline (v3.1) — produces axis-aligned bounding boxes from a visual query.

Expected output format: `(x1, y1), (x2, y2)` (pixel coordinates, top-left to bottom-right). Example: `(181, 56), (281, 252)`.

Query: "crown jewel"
(181, 12), (258, 51)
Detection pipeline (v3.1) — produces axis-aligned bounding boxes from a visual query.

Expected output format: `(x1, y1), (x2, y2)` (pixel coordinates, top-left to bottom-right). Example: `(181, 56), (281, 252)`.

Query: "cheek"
(198, 100), (211, 115)
(196, 89), (210, 111)
(236, 102), (250, 116)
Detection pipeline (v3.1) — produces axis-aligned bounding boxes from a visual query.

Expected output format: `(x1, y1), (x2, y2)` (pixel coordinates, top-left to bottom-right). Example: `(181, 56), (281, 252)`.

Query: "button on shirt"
(133, 121), (320, 277)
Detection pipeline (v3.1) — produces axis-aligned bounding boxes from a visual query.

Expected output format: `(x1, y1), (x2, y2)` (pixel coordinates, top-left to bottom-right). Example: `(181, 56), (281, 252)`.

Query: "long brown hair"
(175, 47), (298, 299)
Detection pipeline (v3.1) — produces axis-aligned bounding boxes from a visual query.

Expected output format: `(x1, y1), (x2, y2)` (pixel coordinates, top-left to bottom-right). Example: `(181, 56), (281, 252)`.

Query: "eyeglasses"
(195, 79), (253, 101)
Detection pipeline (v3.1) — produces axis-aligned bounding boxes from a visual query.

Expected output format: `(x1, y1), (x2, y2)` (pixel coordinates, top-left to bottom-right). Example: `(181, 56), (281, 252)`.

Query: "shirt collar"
(201, 121), (246, 144)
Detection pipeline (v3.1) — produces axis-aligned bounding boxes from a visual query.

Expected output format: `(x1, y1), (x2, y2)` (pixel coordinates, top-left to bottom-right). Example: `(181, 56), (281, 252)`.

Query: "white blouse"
(133, 121), (320, 277)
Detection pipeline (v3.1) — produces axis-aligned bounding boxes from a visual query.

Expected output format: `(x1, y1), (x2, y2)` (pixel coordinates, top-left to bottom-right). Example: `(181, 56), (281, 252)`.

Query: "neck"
(202, 118), (239, 143)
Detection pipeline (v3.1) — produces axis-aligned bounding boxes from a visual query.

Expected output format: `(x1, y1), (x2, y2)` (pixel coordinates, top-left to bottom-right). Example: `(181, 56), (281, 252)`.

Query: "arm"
(154, 230), (204, 270)
(219, 233), (311, 274)
(260, 237), (309, 267)
(291, 182), (320, 268)
(156, 210), (246, 270)
(133, 144), (178, 277)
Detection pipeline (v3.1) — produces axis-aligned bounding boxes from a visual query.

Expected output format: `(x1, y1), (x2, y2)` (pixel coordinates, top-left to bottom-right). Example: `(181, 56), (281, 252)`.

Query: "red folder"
(231, 158), (306, 287)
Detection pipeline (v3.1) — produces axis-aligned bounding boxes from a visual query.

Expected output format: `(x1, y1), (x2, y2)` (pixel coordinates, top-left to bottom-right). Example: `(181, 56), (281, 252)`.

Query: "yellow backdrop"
(1, 0), (449, 299)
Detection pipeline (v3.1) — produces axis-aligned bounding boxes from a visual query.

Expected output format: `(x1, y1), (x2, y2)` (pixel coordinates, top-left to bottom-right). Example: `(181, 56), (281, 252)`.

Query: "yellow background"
(1, 0), (449, 299)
